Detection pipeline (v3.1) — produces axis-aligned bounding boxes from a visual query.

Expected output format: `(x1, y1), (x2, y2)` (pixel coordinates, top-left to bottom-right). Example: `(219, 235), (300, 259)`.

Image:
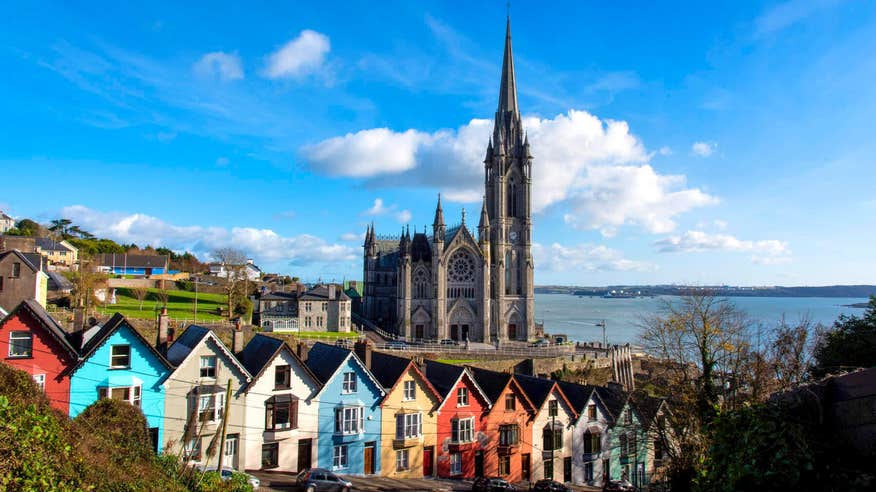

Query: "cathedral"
(362, 18), (535, 343)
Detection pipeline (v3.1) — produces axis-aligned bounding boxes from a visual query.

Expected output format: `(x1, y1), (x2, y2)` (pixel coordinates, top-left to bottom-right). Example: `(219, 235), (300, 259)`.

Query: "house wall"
(0, 309), (75, 414)
(163, 336), (250, 469)
(315, 355), (383, 475)
(68, 324), (168, 446)
(379, 366), (439, 478)
(572, 397), (611, 486)
(242, 349), (320, 472)
(530, 388), (576, 482)
(480, 381), (534, 483)
(606, 403), (648, 487)
(0, 254), (42, 312)
(435, 373), (489, 479)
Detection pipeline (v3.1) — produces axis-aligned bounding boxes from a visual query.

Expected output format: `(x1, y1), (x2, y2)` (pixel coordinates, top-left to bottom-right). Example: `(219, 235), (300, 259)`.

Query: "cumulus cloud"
(532, 242), (653, 272)
(396, 209), (412, 223)
(193, 51), (244, 81)
(658, 146), (672, 156)
(654, 230), (790, 264)
(340, 232), (366, 242)
(303, 109), (716, 235)
(360, 198), (412, 224)
(263, 30), (330, 79)
(691, 141), (717, 157)
(61, 205), (354, 266)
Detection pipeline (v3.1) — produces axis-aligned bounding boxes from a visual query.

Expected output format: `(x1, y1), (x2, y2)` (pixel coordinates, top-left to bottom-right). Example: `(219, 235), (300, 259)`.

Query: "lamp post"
(595, 320), (606, 347)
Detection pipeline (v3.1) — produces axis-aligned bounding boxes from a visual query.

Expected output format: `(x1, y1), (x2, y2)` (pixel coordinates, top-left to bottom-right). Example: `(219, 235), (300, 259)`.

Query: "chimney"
(296, 341), (309, 363)
(232, 318), (244, 355)
(328, 284), (337, 300)
(73, 308), (85, 332)
(157, 307), (169, 355)
(354, 339), (372, 369)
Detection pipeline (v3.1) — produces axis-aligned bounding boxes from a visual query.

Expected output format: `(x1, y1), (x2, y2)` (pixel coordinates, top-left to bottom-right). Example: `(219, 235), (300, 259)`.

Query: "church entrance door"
(415, 325), (424, 339)
(462, 325), (470, 341)
(508, 324), (517, 340)
(450, 325), (459, 341)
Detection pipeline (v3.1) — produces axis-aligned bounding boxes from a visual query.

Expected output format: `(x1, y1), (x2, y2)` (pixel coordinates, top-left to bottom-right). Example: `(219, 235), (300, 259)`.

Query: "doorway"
(564, 457), (572, 482)
(297, 439), (312, 472)
(148, 427), (159, 453)
(461, 325), (470, 341)
(364, 442), (376, 475)
(521, 453), (530, 482)
(474, 450), (484, 477)
(450, 325), (458, 340)
(423, 446), (434, 476)
(508, 324), (517, 340)
(415, 324), (424, 339)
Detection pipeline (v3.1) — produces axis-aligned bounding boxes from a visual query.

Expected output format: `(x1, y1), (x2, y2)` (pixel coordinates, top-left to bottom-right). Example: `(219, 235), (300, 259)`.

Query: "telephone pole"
(216, 379), (232, 470)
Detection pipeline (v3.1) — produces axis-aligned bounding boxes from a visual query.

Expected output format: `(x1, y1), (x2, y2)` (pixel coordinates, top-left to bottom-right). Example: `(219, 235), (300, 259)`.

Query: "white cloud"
(396, 209), (412, 223)
(362, 198), (389, 216)
(691, 141), (717, 157)
(658, 146), (672, 156)
(654, 230), (790, 264)
(193, 51), (244, 81)
(263, 30), (330, 80)
(532, 242), (653, 272)
(303, 109), (716, 235)
(61, 205), (354, 266)
(340, 232), (366, 242)
(360, 198), (411, 224)
(713, 219), (728, 230)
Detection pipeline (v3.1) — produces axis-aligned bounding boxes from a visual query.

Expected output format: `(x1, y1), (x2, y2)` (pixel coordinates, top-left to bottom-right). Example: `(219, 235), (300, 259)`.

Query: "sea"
(535, 293), (869, 345)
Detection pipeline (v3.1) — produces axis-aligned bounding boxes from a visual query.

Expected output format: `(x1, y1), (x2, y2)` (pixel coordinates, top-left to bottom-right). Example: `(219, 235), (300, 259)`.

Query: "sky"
(1, 0), (875, 286)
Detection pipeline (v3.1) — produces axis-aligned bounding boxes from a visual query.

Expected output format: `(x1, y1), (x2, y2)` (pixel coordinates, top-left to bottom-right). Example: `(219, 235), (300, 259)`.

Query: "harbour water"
(535, 293), (869, 345)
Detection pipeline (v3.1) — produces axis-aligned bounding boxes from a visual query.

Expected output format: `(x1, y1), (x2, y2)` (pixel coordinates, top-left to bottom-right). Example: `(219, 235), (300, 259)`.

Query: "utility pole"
(216, 378), (232, 471)
(194, 276), (198, 323)
(595, 320), (606, 347)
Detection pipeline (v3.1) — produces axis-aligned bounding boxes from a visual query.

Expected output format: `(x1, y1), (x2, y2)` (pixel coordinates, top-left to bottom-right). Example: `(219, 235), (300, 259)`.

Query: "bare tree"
(767, 316), (819, 391)
(212, 247), (247, 319)
(131, 287), (148, 310)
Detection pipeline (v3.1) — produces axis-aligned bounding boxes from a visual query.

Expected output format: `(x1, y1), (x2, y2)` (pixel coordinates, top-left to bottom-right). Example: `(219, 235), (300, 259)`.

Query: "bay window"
(334, 406), (364, 435)
(395, 412), (422, 439)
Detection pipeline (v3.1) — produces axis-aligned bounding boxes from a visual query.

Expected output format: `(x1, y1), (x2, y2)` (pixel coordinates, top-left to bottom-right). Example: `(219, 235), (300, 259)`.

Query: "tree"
(12, 218), (42, 236)
(811, 296), (876, 377)
(131, 287), (148, 310)
(212, 247), (247, 319)
(48, 218), (73, 238)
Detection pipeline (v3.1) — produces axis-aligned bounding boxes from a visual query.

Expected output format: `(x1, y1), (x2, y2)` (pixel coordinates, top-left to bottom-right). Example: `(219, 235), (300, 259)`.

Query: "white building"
(516, 375), (578, 483)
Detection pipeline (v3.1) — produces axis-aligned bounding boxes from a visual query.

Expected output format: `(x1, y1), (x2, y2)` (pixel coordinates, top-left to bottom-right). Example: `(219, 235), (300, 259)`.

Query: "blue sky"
(1, 0), (875, 286)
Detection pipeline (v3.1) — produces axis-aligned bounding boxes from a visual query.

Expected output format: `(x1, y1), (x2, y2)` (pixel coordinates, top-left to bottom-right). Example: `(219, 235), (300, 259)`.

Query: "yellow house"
(360, 347), (442, 478)
(35, 238), (78, 268)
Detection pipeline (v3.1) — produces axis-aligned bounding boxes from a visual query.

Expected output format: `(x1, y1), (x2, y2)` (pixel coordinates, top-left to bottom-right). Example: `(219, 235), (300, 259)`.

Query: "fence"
(375, 342), (576, 358)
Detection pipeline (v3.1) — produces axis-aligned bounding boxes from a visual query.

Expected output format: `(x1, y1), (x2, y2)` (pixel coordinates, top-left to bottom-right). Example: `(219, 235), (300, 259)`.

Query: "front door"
(450, 324), (458, 340)
(148, 427), (159, 453)
(364, 442), (375, 475)
(521, 453), (531, 482)
(297, 439), (312, 472)
(423, 446), (434, 476)
(415, 324), (424, 339)
(564, 456), (572, 482)
(474, 450), (484, 477)
(603, 458), (610, 482)
(462, 325), (470, 341)
(508, 324), (517, 340)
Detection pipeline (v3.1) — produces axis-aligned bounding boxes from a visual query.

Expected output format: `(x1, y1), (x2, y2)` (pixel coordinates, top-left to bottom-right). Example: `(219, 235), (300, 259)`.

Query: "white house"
(516, 375), (578, 483)
(559, 381), (612, 486)
(209, 259), (261, 281)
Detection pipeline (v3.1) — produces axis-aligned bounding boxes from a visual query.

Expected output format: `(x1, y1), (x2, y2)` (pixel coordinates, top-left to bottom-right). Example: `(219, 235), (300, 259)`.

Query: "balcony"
(392, 435), (423, 448)
(497, 444), (519, 455)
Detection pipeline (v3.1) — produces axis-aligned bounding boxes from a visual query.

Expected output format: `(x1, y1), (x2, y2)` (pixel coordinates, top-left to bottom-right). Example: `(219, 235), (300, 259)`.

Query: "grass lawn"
(283, 331), (360, 339)
(98, 287), (228, 321)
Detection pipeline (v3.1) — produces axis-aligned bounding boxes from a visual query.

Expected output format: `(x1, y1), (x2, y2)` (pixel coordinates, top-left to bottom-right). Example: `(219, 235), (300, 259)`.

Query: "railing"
(352, 313), (396, 340)
(374, 343), (575, 358)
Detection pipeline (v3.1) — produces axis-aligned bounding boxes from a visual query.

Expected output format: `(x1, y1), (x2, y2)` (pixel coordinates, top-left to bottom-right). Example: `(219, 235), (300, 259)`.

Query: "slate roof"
(423, 359), (466, 398)
(514, 373), (555, 409)
(166, 325), (211, 366)
(631, 393), (665, 431)
(1, 300), (79, 359)
(369, 351), (413, 390)
(21, 252), (44, 271)
(47, 271), (73, 291)
(299, 284), (351, 301)
(410, 233), (432, 262)
(594, 385), (629, 423)
(0, 249), (40, 273)
(238, 334), (321, 388)
(557, 380), (598, 414)
(305, 342), (354, 384)
(34, 238), (73, 252)
(260, 291), (298, 301)
(470, 366), (513, 405)
(97, 253), (169, 269)
(72, 313), (173, 371)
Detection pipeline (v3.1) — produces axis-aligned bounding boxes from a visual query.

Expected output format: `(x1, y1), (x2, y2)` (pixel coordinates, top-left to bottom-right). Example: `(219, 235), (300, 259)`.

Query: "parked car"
(295, 468), (353, 492)
(603, 479), (635, 492)
(472, 476), (516, 491)
(197, 466), (260, 490)
(387, 340), (408, 349)
(530, 338), (551, 347)
(440, 338), (459, 346)
(532, 479), (571, 491)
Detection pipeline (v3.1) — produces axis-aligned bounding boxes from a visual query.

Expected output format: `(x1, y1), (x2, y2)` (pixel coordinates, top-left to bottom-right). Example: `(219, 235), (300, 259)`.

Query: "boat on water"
(602, 289), (642, 299)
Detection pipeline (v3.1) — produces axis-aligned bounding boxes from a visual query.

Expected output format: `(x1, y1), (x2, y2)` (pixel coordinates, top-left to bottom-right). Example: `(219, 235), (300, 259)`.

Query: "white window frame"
(98, 385), (142, 407)
(403, 380), (416, 401)
(224, 434), (237, 458)
(335, 406), (364, 435)
(395, 412), (422, 439)
(32, 373), (45, 392)
(198, 392), (225, 422)
(396, 449), (409, 471)
(456, 387), (468, 406)
(342, 372), (357, 393)
(200, 355), (217, 379)
(333, 444), (348, 469)
(450, 452), (462, 475)
(451, 417), (474, 443)
(8, 331), (32, 357)
(110, 344), (131, 369)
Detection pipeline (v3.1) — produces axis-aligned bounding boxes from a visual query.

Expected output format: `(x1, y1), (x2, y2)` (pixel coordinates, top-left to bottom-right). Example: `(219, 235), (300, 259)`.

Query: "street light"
(594, 320), (606, 347)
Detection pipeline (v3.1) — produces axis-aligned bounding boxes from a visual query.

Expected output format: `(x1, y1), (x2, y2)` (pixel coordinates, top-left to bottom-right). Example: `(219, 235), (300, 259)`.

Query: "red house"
(0, 300), (79, 413)
(424, 360), (491, 479)
(471, 366), (537, 484)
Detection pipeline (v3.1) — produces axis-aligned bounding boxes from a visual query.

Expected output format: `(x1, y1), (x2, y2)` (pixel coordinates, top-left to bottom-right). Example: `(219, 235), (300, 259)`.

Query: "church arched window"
(508, 178), (517, 217)
(505, 250), (513, 295)
(413, 268), (429, 299)
(447, 249), (476, 299)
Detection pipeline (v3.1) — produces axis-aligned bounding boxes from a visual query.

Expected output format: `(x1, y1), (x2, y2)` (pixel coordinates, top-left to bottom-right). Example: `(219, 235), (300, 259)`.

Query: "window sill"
(108, 367), (131, 371)
(6, 355), (33, 360)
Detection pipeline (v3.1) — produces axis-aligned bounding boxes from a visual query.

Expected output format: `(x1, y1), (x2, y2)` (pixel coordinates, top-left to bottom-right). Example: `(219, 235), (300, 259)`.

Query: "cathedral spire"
(479, 197), (490, 229)
(497, 16), (519, 118)
(433, 193), (444, 227)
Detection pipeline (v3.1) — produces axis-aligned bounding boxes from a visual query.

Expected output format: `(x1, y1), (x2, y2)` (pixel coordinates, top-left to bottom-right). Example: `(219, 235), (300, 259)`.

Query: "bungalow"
(470, 366), (537, 484)
(34, 238), (78, 268)
(558, 381), (612, 487)
(97, 253), (170, 276)
(306, 342), (385, 476)
(515, 374), (578, 483)
(238, 334), (322, 472)
(423, 360), (491, 479)
(67, 313), (174, 453)
(0, 249), (48, 312)
(0, 300), (79, 414)
(163, 325), (252, 469)
(596, 385), (649, 487)
(358, 345), (442, 478)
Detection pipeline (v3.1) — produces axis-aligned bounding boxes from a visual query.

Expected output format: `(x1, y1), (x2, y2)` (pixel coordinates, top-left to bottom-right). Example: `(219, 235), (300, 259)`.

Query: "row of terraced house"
(0, 300), (671, 489)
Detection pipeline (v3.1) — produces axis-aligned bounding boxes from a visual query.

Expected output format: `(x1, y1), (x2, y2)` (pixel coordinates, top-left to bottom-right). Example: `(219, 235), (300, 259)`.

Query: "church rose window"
(448, 250), (475, 283)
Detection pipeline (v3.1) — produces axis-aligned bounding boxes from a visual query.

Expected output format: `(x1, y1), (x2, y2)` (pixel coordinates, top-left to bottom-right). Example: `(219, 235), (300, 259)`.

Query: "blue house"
(306, 342), (385, 476)
(68, 313), (173, 452)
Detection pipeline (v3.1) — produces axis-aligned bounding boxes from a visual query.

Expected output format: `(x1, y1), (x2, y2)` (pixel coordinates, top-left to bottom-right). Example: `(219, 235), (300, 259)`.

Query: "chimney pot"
(232, 319), (244, 355)
(354, 339), (372, 369)
(157, 308), (170, 355)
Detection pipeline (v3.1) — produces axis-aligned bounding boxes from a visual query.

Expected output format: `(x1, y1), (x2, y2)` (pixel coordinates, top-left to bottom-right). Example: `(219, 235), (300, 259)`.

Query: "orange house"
(471, 367), (537, 484)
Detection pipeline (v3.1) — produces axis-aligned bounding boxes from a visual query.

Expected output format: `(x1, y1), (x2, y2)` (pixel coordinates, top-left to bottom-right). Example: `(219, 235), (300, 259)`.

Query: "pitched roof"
(423, 360), (491, 411)
(594, 385), (629, 423)
(0, 249), (40, 273)
(259, 291), (298, 301)
(299, 284), (351, 301)
(514, 374), (555, 409)
(97, 253), (169, 269)
(166, 325), (251, 381)
(46, 271), (73, 291)
(34, 238), (74, 252)
(369, 351), (442, 403)
(72, 313), (173, 372)
(631, 393), (666, 431)
(238, 334), (320, 390)
(469, 366), (512, 405)
(21, 252), (45, 271)
(1, 300), (79, 360)
(557, 380), (597, 414)
(305, 342), (384, 396)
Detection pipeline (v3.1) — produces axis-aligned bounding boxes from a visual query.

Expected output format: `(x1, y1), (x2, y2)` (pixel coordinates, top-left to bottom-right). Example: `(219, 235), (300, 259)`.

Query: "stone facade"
(363, 20), (535, 344)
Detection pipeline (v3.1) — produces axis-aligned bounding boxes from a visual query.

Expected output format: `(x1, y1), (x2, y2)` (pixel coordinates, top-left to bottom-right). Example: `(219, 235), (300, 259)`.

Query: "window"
(543, 426), (563, 451)
(8, 331), (32, 357)
(499, 424), (519, 446)
(450, 453), (462, 475)
(505, 393), (516, 411)
(12, 262), (21, 278)
(224, 434), (238, 458)
(544, 459), (553, 480)
(619, 434), (628, 457)
(548, 400), (559, 417)
(265, 397), (298, 430)
(342, 372), (357, 393)
(110, 345), (131, 368)
(403, 380), (416, 400)
(499, 455), (511, 475)
(584, 461), (594, 481)
(305, 302), (312, 312)
(624, 408), (632, 425)
(98, 385), (141, 407)
(32, 374), (45, 392)
(275, 365), (291, 389)
(456, 387), (468, 406)
(261, 443), (279, 468)
(654, 439), (664, 462)
(451, 417), (474, 443)
(186, 438), (202, 461)
(333, 445), (348, 469)
(588, 404), (597, 421)
(583, 431), (601, 454)
(396, 449), (409, 471)
(628, 432), (637, 454)
(197, 393), (224, 422)
(334, 406), (364, 435)
(396, 412), (422, 439)
(0, 275), (3, 291)
(322, 302), (327, 311)
(200, 356), (217, 378)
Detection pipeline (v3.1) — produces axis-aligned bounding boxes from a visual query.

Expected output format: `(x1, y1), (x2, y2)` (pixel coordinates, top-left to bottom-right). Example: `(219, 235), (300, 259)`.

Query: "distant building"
(34, 238), (78, 268)
(257, 284), (352, 333)
(0, 235), (36, 254)
(0, 250), (48, 312)
(209, 258), (261, 281)
(0, 211), (14, 234)
(258, 291), (300, 332)
(96, 253), (170, 276)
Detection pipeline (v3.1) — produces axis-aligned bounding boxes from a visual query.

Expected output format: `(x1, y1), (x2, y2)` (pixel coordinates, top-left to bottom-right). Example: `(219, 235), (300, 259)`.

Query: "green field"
(98, 288), (227, 321)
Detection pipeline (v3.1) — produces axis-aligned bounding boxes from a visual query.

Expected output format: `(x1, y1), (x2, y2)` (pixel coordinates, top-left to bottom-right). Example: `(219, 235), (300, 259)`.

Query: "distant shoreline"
(843, 302), (870, 308)
(535, 285), (876, 299)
